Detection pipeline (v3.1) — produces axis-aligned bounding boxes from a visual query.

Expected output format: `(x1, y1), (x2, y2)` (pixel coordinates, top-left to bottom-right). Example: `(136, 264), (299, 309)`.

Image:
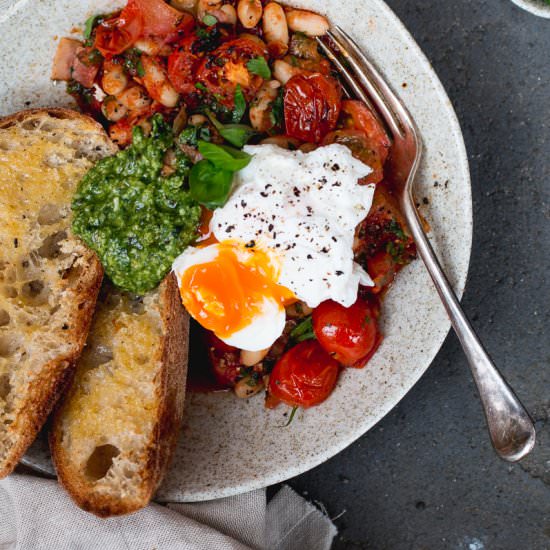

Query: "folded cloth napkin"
(0, 474), (336, 550)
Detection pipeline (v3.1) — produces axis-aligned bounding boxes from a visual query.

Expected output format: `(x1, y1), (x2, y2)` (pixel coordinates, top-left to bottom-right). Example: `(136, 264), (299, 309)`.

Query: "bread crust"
(0, 108), (113, 478)
(50, 274), (189, 517)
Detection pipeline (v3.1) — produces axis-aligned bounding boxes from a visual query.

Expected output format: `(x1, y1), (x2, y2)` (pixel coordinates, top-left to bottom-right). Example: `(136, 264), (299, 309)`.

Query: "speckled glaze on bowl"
(510, 0), (550, 18)
(1, 0), (472, 502)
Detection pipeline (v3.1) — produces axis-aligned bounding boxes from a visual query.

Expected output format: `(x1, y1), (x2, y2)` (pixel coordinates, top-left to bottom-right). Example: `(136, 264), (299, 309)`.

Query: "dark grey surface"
(277, 1), (550, 548)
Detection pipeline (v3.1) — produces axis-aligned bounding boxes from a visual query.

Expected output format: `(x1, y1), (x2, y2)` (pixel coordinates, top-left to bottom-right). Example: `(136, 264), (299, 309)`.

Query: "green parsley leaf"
(189, 160), (233, 209)
(198, 141), (251, 172)
(203, 14), (218, 26)
(246, 56), (271, 79)
(232, 85), (246, 123)
(290, 316), (315, 343)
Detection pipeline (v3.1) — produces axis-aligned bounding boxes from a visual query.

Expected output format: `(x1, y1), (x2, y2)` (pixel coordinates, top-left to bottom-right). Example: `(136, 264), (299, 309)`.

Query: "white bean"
(240, 348), (269, 366)
(101, 96), (128, 122)
(101, 60), (128, 96)
(263, 2), (289, 53)
(249, 80), (280, 132)
(237, 0), (262, 28)
(234, 376), (264, 398)
(169, 0), (197, 12)
(141, 55), (180, 108)
(272, 59), (301, 84)
(117, 85), (152, 112)
(285, 9), (329, 36)
(197, 0), (235, 24)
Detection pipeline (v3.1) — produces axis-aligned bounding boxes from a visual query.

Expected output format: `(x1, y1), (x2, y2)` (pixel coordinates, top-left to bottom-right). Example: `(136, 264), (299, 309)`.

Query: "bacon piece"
(51, 38), (81, 81)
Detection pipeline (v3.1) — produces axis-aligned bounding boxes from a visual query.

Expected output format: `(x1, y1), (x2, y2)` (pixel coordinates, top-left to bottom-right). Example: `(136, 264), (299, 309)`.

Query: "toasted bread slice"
(50, 274), (188, 517)
(0, 109), (116, 478)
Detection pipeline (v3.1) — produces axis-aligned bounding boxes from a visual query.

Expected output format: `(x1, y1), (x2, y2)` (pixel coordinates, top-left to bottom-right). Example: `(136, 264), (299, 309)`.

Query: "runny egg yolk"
(177, 242), (295, 339)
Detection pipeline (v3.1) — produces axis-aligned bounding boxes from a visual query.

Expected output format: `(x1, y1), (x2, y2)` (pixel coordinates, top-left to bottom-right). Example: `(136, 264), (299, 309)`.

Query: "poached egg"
(172, 143), (376, 351)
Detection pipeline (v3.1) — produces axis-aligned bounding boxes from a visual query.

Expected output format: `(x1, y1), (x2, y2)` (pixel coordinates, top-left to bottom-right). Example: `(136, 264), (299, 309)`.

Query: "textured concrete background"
(278, 1), (550, 548)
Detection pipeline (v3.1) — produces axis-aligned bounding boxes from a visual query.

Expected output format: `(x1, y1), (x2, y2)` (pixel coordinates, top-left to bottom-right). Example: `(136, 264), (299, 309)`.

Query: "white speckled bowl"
(1, 0), (472, 501)
(510, 0), (550, 18)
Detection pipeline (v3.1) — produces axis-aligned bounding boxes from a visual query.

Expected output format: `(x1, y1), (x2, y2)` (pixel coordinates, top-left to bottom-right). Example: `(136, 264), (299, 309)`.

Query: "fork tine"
(330, 26), (410, 138)
(315, 38), (380, 120)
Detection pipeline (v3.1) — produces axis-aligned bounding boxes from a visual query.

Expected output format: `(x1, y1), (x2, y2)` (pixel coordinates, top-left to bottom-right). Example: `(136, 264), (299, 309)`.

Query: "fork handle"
(401, 195), (536, 462)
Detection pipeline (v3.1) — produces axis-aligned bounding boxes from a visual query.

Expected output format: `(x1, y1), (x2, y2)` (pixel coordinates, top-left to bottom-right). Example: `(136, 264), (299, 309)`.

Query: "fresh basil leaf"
(218, 125), (256, 148)
(83, 14), (101, 40)
(203, 14), (217, 26)
(290, 316), (315, 343)
(246, 56), (271, 79)
(232, 85), (246, 123)
(189, 160), (234, 208)
(207, 111), (256, 147)
(198, 141), (251, 172)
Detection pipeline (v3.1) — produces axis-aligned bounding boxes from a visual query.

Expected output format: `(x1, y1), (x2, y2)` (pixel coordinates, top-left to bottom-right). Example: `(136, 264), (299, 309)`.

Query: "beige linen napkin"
(0, 474), (336, 550)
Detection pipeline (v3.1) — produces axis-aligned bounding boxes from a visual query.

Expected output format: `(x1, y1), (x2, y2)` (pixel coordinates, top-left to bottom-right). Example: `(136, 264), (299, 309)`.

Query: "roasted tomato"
(341, 100), (391, 164)
(134, 0), (194, 40)
(94, 0), (143, 57)
(168, 33), (202, 95)
(312, 297), (382, 368)
(284, 73), (341, 143)
(268, 340), (340, 408)
(354, 185), (415, 292)
(205, 331), (241, 387)
(196, 38), (268, 107)
(322, 129), (385, 184)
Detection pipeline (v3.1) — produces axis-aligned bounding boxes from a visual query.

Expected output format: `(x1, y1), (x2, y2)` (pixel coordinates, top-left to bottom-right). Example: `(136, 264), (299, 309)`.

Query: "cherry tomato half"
(94, 0), (143, 57)
(196, 38), (267, 108)
(205, 331), (241, 387)
(268, 340), (340, 408)
(168, 33), (202, 95)
(341, 100), (391, 164)
(322, 129), (385, 184)
(312, 297), (382, 368)
(284, 73), (342, 143)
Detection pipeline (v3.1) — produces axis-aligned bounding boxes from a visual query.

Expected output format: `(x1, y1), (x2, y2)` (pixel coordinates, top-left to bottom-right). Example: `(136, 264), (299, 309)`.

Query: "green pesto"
(72, 115), (201, 295)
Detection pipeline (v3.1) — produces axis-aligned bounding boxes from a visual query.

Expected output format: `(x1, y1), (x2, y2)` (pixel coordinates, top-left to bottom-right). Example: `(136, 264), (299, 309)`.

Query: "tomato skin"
(312, 297), (382, 368)
(322, 129), (384, 184)
(167, 34), (202, 95)
(284, 73), (342, 143)
(134, 0), (194, 39)
(94, 0), (143, 57)
(268, 340), (340, 408)
(366, 251), (397, 294)
(196, 38), (267, 107)
(341, 100), (390, 163)
(205, 331), (241, 387)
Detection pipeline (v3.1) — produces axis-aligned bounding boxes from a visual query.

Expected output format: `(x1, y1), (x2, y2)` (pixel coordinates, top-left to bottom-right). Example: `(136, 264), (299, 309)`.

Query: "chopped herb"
(122, 48), (143, 76)
(290, 316), (315, 343)
(280, 406), (299, 428)
(387, 219), (406, 240)
(194, 25), (221, 53)
(232, 85), (246, 123)
(178, 124), (211, 146)
(195, 82), (208, 91)
(246, 56), (271, 79)
(136, 59), (145, 77)
(386, 240), (406, 264)
(202, 14), (218, 26)
(269, 87), (285, 128)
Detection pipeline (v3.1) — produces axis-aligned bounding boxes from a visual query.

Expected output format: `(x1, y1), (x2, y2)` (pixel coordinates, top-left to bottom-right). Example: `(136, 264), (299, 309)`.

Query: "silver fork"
(317, 26), (536, 462)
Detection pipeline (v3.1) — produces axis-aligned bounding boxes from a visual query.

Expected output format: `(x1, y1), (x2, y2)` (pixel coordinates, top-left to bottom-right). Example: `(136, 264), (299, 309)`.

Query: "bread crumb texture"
(58, 288), (164, 500)
(0, 111), (114, 470)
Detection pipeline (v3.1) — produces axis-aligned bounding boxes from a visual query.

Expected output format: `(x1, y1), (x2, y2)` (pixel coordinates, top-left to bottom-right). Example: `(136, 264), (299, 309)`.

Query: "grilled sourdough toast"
(0, 109), (116, 477)
(50, 275), (188, 517)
